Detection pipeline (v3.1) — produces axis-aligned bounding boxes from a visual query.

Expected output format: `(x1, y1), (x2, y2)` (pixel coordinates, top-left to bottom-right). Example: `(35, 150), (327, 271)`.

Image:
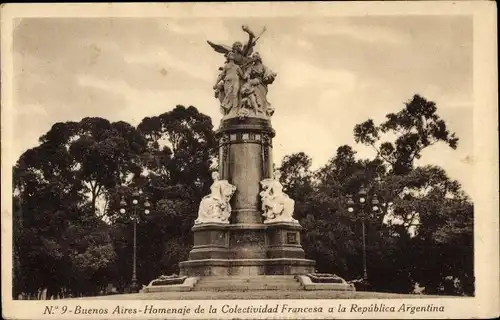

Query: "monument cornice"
(192, 222), (303, 232)
(216, 117), (275, 136)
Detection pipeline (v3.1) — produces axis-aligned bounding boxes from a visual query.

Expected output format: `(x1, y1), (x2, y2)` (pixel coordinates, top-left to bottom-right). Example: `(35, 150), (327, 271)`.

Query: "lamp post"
(347, 186), (379, 284)
(119, 190), (151, 293)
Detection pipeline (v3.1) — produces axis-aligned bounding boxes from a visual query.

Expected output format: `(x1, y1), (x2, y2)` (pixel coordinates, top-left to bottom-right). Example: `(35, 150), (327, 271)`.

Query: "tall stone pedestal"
(179, 117), (314, 276)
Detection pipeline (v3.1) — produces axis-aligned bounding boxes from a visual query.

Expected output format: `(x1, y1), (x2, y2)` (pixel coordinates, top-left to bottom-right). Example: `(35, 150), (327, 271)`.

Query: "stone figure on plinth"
(260, 171), (298, 224)
(208, 25), (276, 120)
(195, 172), (236, 224)
(213, 52), (244, 115)
(241, 52), (277, 118)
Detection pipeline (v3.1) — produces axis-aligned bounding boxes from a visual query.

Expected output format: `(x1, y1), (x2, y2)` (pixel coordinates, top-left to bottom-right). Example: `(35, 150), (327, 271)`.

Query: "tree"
(351, 95), (471, 293)
(115, 105), (217, 286)
(278, 152), (314, 221)
(69, 118), (146, 216)
(351, 98), (460, 222)
(138, 105), (216, 188)
(354, 94), (458, 175)
(13, 135), (83, 297)
(12, 118), (146, 297)
(280, 94), (473, 295)
(63, 208), (117, 296)
(293, 146), (385, 280)
(12, 106), (219, 297)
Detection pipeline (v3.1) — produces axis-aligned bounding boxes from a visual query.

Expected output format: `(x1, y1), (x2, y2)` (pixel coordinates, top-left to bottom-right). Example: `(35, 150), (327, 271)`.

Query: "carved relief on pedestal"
(195, 172), (236, 224)
(218, 133), (230, 178)
(219, 133), (230, 161)
(261, 132), (272, 178)
(259, 170), (298, 224)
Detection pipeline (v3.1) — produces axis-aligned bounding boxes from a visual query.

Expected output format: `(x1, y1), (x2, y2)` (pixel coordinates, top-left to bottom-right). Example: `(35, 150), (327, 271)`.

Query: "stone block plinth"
(266, 222), (306, 259)
(179, 258), (315, 277)
(180, 222), (314, 276)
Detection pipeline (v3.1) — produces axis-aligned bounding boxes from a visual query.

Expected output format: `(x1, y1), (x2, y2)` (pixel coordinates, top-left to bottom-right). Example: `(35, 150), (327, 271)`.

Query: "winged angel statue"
(208, 25), (277, 119)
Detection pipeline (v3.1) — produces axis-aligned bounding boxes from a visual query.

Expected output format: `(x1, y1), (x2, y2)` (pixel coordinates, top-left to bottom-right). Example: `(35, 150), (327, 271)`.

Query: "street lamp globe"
(132, 199), (138, 205)
(144, 209), (150, 215)
(120, 208), (126, 214)
(372, 206), (379, 212)
(348, 207), (354, 213)
(359, 197), (366, 203)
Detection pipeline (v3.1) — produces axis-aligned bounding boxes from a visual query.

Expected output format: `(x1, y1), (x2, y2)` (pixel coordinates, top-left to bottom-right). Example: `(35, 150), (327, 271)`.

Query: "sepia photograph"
(1, 2), (498, 319)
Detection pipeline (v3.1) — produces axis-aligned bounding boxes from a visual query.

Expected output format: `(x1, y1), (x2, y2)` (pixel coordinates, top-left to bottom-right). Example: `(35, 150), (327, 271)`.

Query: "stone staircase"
(193, 275), (304, 291)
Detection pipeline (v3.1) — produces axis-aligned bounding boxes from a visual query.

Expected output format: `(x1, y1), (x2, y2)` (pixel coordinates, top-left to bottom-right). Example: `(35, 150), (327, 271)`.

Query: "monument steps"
(194, 275), (303, 291)
(197, 275), (298, 281)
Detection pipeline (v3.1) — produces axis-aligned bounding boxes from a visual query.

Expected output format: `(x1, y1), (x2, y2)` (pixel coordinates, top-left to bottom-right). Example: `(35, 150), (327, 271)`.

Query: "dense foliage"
(12, 96), (473, 298)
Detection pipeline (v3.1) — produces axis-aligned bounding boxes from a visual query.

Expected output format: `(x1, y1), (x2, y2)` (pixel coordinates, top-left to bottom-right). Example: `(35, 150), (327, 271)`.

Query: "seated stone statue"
(259, 171), (297, 224)
(195, 172), (236, 224)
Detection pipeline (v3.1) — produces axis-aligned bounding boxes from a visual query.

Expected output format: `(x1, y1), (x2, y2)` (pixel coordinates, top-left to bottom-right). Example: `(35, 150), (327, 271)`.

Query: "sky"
(11, 16), (474, 196)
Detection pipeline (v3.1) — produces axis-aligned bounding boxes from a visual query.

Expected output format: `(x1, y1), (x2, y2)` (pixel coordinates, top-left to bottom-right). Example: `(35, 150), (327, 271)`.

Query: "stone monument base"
(179, 222), (315, 276)
(180, 258), (315, 277)
(143, 274), (354, 293)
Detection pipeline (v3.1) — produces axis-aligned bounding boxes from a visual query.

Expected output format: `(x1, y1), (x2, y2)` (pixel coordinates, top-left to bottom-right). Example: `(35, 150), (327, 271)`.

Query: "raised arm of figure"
(242, 25), (259, 57)
(213, 67), (226, 89)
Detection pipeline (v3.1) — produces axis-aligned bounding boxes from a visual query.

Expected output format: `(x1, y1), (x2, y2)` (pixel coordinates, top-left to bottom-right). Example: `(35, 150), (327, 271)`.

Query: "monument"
(178, 25), (314, 277)
(145, 25), (353, 292)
